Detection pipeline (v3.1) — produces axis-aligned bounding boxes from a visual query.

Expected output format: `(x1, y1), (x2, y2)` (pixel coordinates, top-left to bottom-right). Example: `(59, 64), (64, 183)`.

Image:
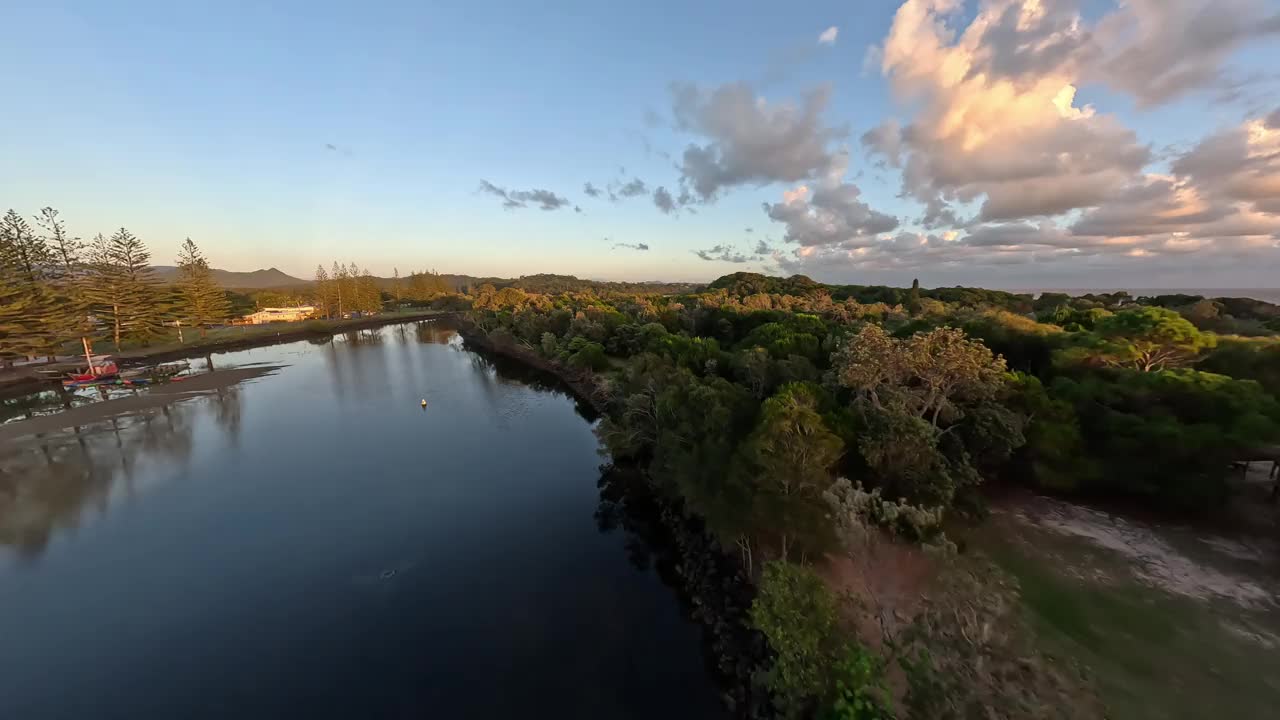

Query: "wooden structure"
(1235, 446), (1280, 502)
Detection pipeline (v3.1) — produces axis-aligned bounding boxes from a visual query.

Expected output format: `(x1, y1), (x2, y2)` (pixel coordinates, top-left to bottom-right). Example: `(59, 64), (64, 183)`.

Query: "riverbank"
(456, 321), (776, 718)
(454, 322), (609, 413)
(0, 311), (456, 401)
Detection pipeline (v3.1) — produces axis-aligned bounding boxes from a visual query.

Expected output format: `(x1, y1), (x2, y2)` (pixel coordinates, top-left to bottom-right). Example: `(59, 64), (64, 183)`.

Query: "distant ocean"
(1021, 289), (1280, 304)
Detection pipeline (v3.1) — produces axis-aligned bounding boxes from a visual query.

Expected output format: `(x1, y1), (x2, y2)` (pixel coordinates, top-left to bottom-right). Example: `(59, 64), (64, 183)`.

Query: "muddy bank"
(0, 312), (456, 401)
(0, 366), (283, 443)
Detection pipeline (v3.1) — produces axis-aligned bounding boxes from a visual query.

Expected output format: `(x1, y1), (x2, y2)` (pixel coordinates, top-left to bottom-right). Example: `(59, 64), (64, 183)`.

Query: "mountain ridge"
(151, 266), (308, 289)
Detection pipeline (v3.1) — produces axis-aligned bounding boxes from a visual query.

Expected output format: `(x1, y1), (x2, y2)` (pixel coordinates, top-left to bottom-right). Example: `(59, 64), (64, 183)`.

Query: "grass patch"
(969, 520), (1280, 720)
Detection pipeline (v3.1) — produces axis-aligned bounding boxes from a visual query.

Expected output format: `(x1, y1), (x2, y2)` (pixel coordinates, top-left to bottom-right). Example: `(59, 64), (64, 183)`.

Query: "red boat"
(63, 357), (119, 386)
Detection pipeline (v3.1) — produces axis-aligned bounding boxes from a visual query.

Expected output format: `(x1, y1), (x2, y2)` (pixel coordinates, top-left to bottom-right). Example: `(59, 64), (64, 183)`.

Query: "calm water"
(1029, 288), (1280, 304)
(0, 321), (727, 719)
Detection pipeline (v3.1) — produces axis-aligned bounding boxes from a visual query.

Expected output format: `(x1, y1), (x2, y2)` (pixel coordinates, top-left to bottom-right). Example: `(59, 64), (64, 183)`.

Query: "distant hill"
(150, 267), (699, 295)
(152, 266), (307, 289)
(365, 272), (701, 295)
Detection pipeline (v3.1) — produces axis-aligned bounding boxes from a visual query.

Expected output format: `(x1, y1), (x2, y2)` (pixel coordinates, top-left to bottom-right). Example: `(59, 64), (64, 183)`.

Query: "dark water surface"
(0, 321), (727, 719)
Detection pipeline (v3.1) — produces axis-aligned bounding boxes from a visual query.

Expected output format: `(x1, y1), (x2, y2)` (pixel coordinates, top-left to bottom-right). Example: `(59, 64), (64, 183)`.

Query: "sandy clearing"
(1008, 496), (1277, 609)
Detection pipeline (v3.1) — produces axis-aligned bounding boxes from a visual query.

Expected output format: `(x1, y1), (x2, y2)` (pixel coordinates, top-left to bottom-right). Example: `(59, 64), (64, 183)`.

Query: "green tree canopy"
(1091, 306), (1210, 372)
(733, 383), (844, 560)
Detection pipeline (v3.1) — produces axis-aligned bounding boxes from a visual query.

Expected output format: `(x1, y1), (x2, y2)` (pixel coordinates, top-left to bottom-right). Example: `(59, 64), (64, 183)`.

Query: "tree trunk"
(113, 304), (121, 350)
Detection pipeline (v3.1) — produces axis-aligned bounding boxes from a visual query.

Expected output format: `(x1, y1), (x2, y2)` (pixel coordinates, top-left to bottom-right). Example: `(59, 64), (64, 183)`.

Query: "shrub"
(753, 561), (895, 719)
(751, 561), (842, 717)
(826, 644), (894, 720)
(565, 338), (607, 371)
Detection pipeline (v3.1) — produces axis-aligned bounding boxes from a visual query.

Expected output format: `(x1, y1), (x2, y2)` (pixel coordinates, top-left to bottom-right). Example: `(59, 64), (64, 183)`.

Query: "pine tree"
(1, 209), (54, 283)
(0, 209), (56, 358)
(35, 207), (83, 275)
(109, 228), (166, 345)
(175, 237), (231, 337)
(331, 261), (347, 318)
(314, 264), (332, 318)
(907, 277), (923, 316)
(0, 251), (48, 366)
(35, 207), (90, 347)
(392, 268), (403, 305)
(346, 262), (361, 312)
(82, 233), (129, 349)
(358, 267), (381, 313)
(82, 228), (165, 349)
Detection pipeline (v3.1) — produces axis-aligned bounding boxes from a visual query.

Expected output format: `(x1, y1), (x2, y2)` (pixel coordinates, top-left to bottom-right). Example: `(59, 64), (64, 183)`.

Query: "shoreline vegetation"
(0, 203), (471, 398)
(457, 320), (776, 717)
(461, 273), (1280, 719)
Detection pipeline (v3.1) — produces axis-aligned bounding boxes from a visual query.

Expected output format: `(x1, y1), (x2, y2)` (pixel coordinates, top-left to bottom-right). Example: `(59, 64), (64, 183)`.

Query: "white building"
(243, 306), (316, 325)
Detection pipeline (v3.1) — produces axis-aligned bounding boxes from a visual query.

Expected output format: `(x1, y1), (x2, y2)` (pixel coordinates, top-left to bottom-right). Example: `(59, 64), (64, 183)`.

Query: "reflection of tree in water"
(341, 328), (384, 346)
(0, 386), (89, 424)
(414, 321), (455, 345)
(594, 465), (676, 577)
(338, 329), (392, 396)
(463, 348), (599, 422)
(211, 385), (243, 447)
(0, 402), (198, 562)
(594, 463), (772, 715)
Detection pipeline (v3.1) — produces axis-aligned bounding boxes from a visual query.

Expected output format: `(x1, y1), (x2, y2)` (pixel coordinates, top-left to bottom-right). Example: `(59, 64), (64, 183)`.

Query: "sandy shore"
(0, 365), (283, 443)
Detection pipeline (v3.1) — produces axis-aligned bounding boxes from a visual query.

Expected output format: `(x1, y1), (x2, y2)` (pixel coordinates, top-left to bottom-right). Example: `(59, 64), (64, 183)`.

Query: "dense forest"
(467, 271), (1280, 718)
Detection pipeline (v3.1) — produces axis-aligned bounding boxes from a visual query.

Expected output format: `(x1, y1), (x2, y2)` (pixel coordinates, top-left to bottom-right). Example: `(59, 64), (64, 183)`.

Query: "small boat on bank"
(62, 356), (119, 387)
(120, 361), (187, 380)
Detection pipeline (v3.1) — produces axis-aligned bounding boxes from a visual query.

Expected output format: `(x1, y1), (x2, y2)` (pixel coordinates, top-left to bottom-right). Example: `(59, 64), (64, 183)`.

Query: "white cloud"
(864, 0), (1150, 225)
(671, 82), (846, 201)
(764, 181), (899, 247)
(818, 26), (839, 45)
(768, 108), (1280, 283)
(1089, 0), (1280, 107)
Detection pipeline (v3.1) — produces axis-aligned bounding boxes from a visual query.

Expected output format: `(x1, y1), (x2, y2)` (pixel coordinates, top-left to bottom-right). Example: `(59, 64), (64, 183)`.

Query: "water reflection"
(0, 320), (726, 720)
(0, 381), (251, 564)
(0, 402), (198, 561)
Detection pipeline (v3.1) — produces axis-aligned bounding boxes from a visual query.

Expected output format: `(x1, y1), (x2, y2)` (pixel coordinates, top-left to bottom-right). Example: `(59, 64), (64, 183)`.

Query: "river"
(0, 320), (729, 719)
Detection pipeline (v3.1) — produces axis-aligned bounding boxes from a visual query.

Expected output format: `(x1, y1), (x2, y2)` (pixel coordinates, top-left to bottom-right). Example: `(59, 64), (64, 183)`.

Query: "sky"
(2, 0), (1278, 288)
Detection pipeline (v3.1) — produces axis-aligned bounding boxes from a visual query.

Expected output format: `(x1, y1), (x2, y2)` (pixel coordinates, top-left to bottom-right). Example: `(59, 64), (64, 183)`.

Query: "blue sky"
(2, 1), (1278, 287)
